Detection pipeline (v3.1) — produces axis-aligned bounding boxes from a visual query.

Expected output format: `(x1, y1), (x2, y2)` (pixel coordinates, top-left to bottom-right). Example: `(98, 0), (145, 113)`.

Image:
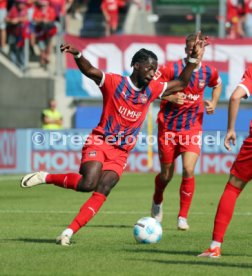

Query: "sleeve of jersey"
(154, 64), (173, 82)
(98, 72), (114, 96)
(208, 67), (222, 88)
(151, 81), (168, 100)
(238, 69), (252, 98)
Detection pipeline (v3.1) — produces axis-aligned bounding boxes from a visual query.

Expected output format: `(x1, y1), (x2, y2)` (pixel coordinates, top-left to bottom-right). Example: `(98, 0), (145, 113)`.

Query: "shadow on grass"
(86, 224), (132, 229)
(125, 248), (199, 256)
(6, 238), (56, 244)
(125, 248), (252, 258)
(137, 258), (252, 269)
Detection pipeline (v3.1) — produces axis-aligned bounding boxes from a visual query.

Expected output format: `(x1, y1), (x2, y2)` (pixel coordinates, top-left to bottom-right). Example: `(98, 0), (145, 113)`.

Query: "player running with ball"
(21, 33), (207, 245)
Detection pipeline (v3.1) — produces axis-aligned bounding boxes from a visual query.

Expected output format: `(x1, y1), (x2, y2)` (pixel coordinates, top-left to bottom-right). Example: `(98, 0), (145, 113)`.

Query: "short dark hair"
(131, 48), (158, 67)
(186, 33), (205, 45)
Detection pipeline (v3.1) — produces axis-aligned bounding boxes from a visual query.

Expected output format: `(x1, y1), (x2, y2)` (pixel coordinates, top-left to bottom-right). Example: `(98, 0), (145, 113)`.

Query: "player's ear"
(134, 62), (140, 71)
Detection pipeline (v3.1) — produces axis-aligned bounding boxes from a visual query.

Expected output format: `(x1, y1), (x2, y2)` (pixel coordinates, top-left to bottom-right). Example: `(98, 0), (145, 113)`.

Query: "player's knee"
(160, 171), (173, 184)
(77, 178), (96, 192)
(182, 166), (194, 178)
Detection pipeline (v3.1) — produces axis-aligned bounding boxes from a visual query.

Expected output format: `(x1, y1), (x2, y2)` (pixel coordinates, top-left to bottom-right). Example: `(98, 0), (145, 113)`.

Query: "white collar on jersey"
(182, 58), (202, 72)
(126, 76), (142, 91)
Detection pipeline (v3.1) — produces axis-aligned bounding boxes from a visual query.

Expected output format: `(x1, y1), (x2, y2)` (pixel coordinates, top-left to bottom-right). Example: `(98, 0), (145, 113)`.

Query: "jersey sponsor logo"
(185, 93), (200, 102)
(140, 94), (148, 104)
(198, 79), (206, 89)
(88, 151), (97, 157)
(118, 106), (142, 121)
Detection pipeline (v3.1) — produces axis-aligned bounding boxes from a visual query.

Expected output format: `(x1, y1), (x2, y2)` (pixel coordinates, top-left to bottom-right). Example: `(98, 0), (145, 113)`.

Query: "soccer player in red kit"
(198, 66), (252, 258)
(21, 34), (207, 246)
(151, 33), (222, 230)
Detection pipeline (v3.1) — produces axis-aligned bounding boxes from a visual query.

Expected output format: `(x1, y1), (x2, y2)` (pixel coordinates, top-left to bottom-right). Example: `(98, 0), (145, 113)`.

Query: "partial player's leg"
(21, 161), (103, 192)
(56, 170), (120, 245)
(178, 151), (199, 230)
(198, 174), (246, 258)
(199, 135), (252, 257)
(151, 163), (174, 222)
(151, 130), (177, 222)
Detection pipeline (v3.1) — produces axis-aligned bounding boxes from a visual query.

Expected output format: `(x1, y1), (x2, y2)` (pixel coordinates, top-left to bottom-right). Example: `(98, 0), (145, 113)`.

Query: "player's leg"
(20, 161), (103, 192)
(199, 135), (252, 257)
(151, 130), (177, 222)
(198, 174), (246, 258)
(178, 151), (199, 230)
(56, 145), (127, 245)
(56, 170), (120, 245)
(151, 162), (174, 222)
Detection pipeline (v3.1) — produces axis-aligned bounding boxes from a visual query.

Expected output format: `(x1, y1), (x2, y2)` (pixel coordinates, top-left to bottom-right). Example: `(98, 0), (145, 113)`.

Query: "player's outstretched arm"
(162, 32), (208, 99)
(60, 44), (103, 85)
(224, 86), (247, 151)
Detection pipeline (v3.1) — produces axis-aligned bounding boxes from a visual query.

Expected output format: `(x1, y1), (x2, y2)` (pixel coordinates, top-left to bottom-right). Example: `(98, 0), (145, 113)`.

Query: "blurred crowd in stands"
(0, 0), (76, 69)
(226, 0), (252, 38)
(1, 0), (252, 70)
(0, 0), (134, 69)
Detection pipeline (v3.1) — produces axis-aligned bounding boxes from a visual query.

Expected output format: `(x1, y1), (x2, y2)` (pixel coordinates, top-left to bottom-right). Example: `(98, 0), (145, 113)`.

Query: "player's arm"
(224, 86), (247, 151)
(161, 32), (207, 99)
(60, 44), (103, 85)
(161, 62), (197, 99)
(205, 83), (222, 115)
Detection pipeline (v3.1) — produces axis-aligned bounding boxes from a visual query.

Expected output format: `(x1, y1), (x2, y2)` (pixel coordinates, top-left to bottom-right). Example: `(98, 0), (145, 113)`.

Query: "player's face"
(137, 58), (158, 87)
(185, 41), (205, 60)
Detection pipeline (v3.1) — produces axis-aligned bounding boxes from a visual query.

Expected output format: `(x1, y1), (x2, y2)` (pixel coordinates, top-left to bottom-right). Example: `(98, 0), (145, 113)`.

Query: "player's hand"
(204, 100), (216, 114)
(168, 92), (185, 105)
(190, 31), (209, 60)
(60, 44), (80, 56)
(224, 129), (236, 151)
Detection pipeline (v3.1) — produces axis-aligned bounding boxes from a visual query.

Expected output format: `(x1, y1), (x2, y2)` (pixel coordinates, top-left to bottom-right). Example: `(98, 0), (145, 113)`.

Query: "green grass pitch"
(0, 173), (252, 275)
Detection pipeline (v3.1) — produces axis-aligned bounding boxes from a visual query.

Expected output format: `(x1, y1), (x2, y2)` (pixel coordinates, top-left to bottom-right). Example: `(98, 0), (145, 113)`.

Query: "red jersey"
(245, 0), (252, 14)
(0, 0), (7, 9)
(92, 73), (167, 152)
(33, 5), (56, 21)
(156, 59), (221, 132)
(101, 0), (118, 13)
(238, 65), (252, 128)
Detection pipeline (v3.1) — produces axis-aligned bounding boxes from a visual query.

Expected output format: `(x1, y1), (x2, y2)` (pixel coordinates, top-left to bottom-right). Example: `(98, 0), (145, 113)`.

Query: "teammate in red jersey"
(20, 34), (207, 246)
(198, 66), (252, 258)
(151, 33), (222, 230)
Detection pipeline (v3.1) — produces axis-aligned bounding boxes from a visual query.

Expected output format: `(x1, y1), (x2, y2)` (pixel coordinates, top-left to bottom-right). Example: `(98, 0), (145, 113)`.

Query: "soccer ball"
(133, 217), (162, 244)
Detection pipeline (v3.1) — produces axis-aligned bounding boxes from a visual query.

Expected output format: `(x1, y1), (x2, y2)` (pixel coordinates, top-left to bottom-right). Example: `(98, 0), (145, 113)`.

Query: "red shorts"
(230, 132), (252, 183)
(80, 133), (128, 177)
(158, 129), (202, 164)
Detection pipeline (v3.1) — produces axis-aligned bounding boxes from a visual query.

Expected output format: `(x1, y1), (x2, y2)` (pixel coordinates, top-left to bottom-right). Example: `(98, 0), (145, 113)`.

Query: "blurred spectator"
(101, 0), (125, 36)
(42, 99), (63, 129)
(49, 0), (73, 31)
(245, 0), (252, 37)
(226, 0), (247, 38)
(33, 0), (57, 68)
(68, 0), (84, 20)
(5, 0), (29, 68)
(0, 0), (7, 52)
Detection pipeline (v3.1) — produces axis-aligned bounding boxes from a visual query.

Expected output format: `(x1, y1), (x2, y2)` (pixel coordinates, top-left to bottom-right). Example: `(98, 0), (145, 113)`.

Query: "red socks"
(178, 177), (195, 218)
(46, 173), (82, 190)
(69, 192), (107, 233)
(153, 174), (167, 204)
(213, 182), (242, 242)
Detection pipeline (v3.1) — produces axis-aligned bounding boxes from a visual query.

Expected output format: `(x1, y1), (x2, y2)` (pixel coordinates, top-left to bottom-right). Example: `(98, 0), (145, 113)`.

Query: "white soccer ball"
(133, 217), (162, 244)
